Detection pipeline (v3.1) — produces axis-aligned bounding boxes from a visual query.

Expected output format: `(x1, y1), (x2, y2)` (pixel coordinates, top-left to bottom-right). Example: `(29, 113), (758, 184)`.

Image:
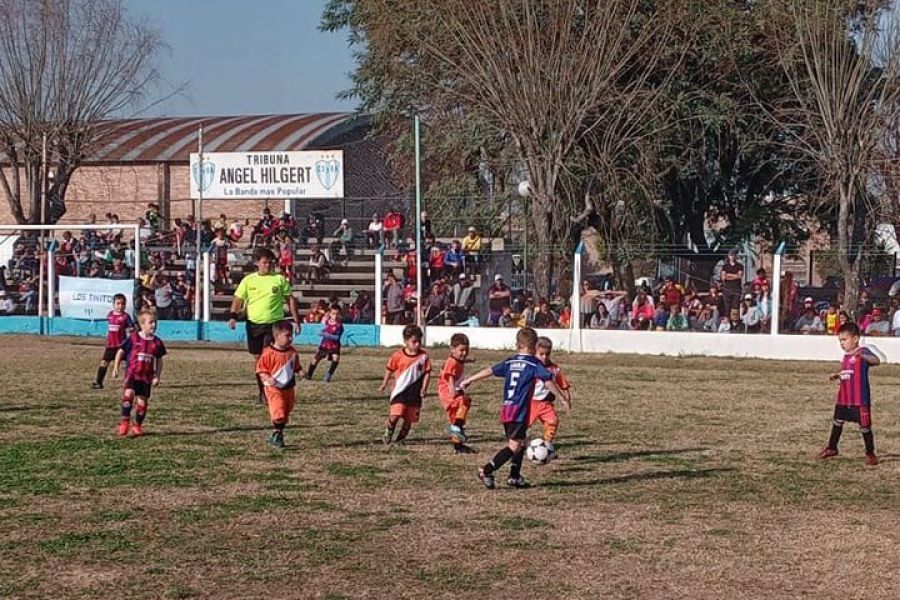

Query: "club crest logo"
(315, 159), (341, 191)
(192, 159), (216, 193)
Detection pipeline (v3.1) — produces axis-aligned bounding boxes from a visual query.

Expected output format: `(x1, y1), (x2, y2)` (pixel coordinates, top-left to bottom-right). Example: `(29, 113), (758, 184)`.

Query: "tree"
(0, 0), (164, 224)
(764, 0), (900, 313)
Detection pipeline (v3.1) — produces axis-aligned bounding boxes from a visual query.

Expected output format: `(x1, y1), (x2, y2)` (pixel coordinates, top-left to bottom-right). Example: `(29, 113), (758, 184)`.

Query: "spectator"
(366, 213), (384, 248)
(419, 210), (432, 239)
(108, 258), (131, 280)
(865, 308), (890, 336)
(666, 303), (689, 331)
(0, 290), (15, 315)
(892, 303), (900, 336)
(794, 303), (824, 334)
(331, 219), (354, 267)
(580, 281), (603, 328)
(306, 245), (330, 283)
(825, 303), (840, 335)
(533, 298), (557, 329)
(487, 274), (512, 326)
(739, 293), (765, 333)
(660, 276), (683, 308)
(718, 315), (731, 333)
(652, 303), (670, 330)
(146, 203), (162, 232)
(462, 226), (483, 272)
(720, 250), (744, 312)
(383, 207), (404, 248)
(398, 244), (418, 285)
(212, 213), (227, 232)
(558, 304), (572, 328)
(780, 270), (799, 324)
(211, 228), (232, 286)
(497, 305), (515, 327)
(277, 241), (294, 284)
(443, 240), (465, 278)
(428, 240), (445, 282)
(631, 291), (654, 330)
(752, 267), (769, 290)
(697, 305), (719, 332)
(227, 218), (244, 244)
(252, 208), (276, 247)
(451, 273), (477, 323)
(590, 302), (612, 329)
(424, 281), (449, 325)
(0, 266), (6, 293)
(306, 299), (328, 324)
(154, 274), (174, 320)
(601, 290), (628, 328)
(519, 299), (535, 327)
(383, 271), (405, 324)
(171, 274), (190, 320)
(300, 213), (324, 247)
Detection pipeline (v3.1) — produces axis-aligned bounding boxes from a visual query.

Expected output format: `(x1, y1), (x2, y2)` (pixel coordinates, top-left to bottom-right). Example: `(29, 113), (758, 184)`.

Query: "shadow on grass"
(568, 447), (708, 464)
(542, 467), (735, 488)
(159, 382), (257, 389)
(149, 425), (273, 437)
(0, 404), (67, 412)
(320, 435), (454, 449)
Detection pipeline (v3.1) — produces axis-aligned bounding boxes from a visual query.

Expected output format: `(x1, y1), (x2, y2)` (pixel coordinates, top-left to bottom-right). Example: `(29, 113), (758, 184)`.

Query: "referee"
(228, 247), (301, 403)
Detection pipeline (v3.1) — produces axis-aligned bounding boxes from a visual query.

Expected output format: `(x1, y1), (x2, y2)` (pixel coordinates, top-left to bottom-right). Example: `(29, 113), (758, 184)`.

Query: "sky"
(123, 0), (358, 117)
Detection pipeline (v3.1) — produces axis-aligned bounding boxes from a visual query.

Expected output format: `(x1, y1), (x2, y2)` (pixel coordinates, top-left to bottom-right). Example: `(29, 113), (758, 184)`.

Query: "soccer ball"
(526, 438), (555, 465)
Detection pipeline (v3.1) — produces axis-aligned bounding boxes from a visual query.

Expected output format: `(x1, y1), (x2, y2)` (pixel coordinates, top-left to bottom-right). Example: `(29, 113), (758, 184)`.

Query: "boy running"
(463, 327), (559, 489)
(256, 321), (305, 448)
(819, 322), (881, 465)
(306, 304), (344, 382)
(379, 324), (431, 445)
(438, 333), (476, 454)
(91, 293), (134, 389)
(530, 337), (572, 457)
(112, 309), (167, 437)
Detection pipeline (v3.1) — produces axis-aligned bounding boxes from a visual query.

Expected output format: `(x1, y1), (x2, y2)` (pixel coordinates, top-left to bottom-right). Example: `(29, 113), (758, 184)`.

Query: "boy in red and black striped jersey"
(379, 324), (431, 445)
(306, 304), (344, 382)
(819, 322), (881, 465)
(91, 293), (134, 389)
(112, 309), (167, 437)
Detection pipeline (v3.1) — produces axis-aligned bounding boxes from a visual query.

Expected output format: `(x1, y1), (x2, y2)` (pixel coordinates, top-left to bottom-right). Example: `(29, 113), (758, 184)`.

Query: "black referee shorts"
(246, 321), (274, 356)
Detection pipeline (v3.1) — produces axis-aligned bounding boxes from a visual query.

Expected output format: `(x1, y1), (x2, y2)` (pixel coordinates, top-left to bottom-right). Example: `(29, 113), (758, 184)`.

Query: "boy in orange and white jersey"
(379, 325), (431, 445)
(529, 337), (572, 458)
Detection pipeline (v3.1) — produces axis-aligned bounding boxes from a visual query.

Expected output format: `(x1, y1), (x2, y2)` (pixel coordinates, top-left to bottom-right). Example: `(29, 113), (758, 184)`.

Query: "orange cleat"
(817, 447), (839, 460)
(117, 419), (129, 437)
(130, 423), (144, 437)
(865, 453), (879, 466)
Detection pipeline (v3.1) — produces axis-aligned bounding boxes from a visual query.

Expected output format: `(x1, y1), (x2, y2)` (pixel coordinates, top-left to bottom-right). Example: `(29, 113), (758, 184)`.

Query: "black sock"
(326, 361), (339, 377)
(509, 448), (525, 479)
(483, 447), (514, 475)
(862, 430), (875, 454)
(396, 425), (410, 442)
(96, 365), (108, 385)
(255, 374), (265, 400)
(453, 418), (465, 428)
(135, 409), (146, 425)
(827, 422), (843, 450)
(307, 362), (318, 379)
(453, 441), (465, 451)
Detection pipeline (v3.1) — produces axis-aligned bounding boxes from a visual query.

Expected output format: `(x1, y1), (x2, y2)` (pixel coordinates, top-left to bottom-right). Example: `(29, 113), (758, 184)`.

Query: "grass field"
(1, 334), (900, 599)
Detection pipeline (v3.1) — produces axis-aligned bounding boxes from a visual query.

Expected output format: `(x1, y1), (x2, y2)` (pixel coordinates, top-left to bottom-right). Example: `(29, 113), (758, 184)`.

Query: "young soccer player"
(306, 304), (344, 382)
(438, 333), (476, 454)
(463, 327), (559, 489)
(378, 324), (431, 445)
(819, 322), (881, 465)
(530, 337), (572, 455)
(92, 293), (134, 389)
(112, 309), (167, 437)
(256, 320), (304, 448)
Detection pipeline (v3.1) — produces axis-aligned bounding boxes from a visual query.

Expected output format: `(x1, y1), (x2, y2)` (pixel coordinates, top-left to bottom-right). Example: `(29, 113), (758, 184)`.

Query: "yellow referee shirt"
(234, 272), (293, 324)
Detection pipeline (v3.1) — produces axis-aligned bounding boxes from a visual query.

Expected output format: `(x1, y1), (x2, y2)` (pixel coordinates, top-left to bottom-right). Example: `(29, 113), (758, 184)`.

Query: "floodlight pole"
(414, 115), (423, 329)
(194, 124), (204, 321)
(38, 132), (47, 318)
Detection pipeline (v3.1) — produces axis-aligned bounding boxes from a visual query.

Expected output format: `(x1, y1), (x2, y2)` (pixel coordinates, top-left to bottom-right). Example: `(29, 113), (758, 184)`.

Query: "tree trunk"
(530, 196), (554, 301)
(837, 186), (862, 317)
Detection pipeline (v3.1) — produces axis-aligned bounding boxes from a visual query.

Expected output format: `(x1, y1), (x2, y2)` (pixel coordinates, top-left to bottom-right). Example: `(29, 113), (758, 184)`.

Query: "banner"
(190, 150), (344, 199)
(58, 276), (134, 320)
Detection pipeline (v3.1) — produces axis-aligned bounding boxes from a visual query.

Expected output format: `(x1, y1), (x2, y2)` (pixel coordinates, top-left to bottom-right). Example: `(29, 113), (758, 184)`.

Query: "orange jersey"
(532, 363), (570, 403)
(437, 356), (466, 403)
(386, 349), (431, 406)
(257, 345), (301, 390)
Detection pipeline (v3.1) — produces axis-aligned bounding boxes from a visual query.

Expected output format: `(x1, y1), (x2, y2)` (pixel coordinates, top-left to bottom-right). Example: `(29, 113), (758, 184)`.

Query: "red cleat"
(130, 423), (144, 437)
(818, 447), (839, 460)
(865, 453), (879, 466)
(117, 419), (129, 437)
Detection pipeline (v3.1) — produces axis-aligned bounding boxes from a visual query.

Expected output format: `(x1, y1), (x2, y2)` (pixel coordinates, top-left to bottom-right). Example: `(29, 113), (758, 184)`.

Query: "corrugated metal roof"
(87, 113), (352, 163)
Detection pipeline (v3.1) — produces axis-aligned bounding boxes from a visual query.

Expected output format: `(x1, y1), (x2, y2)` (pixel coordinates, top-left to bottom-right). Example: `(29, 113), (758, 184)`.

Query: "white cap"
(468, 226), (476, 232)
(494, 274), (503, 281)
(341, 219), (349, 225)
(459, 273), (467, 280)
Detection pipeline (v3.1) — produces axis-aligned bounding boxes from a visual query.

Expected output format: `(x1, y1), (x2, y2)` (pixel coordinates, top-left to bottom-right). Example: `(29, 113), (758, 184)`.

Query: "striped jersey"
(387, 349), (431, 406)
(105, 310), (134, 348)
(318, 318), (344, 353)
(257, 344), (300, 390)
(122, 332), (167, 383)
(836, 348), (873, 407)
(532, 362), (570, 403)
(491, 354), (553, 423)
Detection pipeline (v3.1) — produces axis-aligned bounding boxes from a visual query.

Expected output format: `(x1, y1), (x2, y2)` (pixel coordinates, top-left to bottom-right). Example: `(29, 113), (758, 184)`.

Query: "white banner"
(58, 276), (134, 320)
(190, 150), (344, 199)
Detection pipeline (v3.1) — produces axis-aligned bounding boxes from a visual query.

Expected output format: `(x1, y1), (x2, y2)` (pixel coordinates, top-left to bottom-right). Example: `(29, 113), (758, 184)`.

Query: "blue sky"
(124, 0), (358, 117)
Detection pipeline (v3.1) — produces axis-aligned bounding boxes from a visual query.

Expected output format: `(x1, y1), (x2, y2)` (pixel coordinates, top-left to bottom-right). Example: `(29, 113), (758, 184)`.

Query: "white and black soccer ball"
(526, 438), (555, 465)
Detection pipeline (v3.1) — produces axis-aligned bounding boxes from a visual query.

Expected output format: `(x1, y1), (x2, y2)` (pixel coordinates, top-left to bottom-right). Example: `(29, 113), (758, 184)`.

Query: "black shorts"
(125, 379), (152, 399)
(102, 347), (119, 362)
(503, 421), (528, 441)
(246, 321), (274, 356)
(834, 404), (872, 428)
(314, 348), (340, 362)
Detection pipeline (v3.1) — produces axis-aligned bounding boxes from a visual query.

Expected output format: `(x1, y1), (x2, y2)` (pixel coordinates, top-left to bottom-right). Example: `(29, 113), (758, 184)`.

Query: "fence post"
(770, 241), (785, 335)
(202, 250), (211, 322)
(47, 247), (56, 320)
(374, 248), (383, 325)
(571, 241), (583, 332)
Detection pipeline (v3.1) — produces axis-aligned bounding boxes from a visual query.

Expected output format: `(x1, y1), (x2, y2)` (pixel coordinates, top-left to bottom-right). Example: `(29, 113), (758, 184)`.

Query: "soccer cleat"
(818, 447), (839, 460)
(117, 419), (129, 437)
(865, 453), (879, 466)
(91, 382), (103, 390)
(268, 431), (285, 449)
(506, 476), (530, 489)
(323, 372), (332, 383)
(129, 423), (144, 437)
(448, 424), (467, 443)
(454, 444), (477, 454)
(382, 428), (393, 445)
(477, 468), (495, 490)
